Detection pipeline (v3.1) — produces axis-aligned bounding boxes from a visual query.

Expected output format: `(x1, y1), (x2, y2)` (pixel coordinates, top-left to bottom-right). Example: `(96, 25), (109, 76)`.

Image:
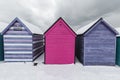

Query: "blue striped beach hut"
(2, 17), (44, 62)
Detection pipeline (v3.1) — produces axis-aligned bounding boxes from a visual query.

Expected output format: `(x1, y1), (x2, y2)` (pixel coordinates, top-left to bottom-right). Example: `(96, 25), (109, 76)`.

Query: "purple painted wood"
(5, 54), (32, 55)
(4, 46), (32, 48)
(4, 37), (32, 39)
(4, 48), (32, 51)
(76, 18), (118, 66)
(1, 17), (32, 35)
(33, 36), (43, 41)
(5, 31), (29, 35)
(2, 17), (43, 62)
(32, 34), (44, 59)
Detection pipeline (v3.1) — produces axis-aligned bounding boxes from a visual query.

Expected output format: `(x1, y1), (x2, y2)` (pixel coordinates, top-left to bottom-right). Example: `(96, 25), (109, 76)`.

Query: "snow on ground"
(0, 54), (120, 80)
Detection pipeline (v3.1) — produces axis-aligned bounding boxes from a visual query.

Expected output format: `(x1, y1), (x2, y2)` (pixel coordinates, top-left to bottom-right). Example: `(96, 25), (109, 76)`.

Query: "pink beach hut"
(44, 17), (76, 64)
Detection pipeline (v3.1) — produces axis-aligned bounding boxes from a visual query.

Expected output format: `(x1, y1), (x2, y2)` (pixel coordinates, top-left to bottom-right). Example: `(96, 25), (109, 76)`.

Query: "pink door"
(45, 35), (75, 64)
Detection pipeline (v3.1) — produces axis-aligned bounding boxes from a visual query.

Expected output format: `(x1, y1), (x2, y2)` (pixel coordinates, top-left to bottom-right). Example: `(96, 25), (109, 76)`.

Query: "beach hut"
(0, 22), (8, 61)
(115, 28), (120, 66)
(44, 17), (76, 64)
(2, 17), (44, 62)
(76, 18), (118, 65)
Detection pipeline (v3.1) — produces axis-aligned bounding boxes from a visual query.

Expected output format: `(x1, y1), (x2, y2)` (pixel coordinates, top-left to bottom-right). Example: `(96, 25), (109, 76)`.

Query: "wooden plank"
(5, 59), (33, 62)
(5, 51), (32, 54)
(4, 35), (32, 38)
(5, 57), (32, 59)
(83, 22), (116, 65)
(4, 46), (32, 48)
(33, 40), (43, 44)
(33, 50), (44, 60)
(4, 47), (32, 51)
(4, 43), (32, 46)
(5, 54), (32, 56)
(33, 43), (43, 49)
(33, 46), (44, 52)
(5, 31), (29, 35)
(4, 37), (32, 40)
(4, 39), (32, 42)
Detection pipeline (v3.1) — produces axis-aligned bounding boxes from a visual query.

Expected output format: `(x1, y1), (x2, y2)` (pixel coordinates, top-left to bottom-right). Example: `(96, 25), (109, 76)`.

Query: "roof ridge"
(76, 18), (100, 34)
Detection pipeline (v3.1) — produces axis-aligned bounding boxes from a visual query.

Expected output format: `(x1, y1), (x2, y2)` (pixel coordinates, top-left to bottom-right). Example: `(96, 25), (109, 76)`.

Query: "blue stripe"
(4, 46), (32, 48)
(5, 54), (32, 56)
(4, 50), (32, 52)
(5, 33), (30, 35)
(4, 42), (32, 44)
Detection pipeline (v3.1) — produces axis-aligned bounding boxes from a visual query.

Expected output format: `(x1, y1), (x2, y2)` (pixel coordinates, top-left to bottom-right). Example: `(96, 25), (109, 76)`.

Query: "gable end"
(1, 17), (32, 35)
(44, 17), (76, 37)
(84, 18), (118, 36)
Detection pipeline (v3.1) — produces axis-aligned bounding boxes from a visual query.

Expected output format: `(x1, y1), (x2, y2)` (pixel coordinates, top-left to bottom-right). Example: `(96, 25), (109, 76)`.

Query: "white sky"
(0, 0), (120, 32)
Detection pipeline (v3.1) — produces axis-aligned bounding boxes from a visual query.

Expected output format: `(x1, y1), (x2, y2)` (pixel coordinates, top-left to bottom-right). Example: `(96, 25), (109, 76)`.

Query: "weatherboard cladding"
(45, 17), (76, 64)
(116, 36), (120, 66)
(76, 18), (117, 65)
(75, 35), (84, 63)
(0, 35), (4, 61)
(32, 34), (44, 60)
(3, 22), (33, 62)
(2, 18), (43, 62)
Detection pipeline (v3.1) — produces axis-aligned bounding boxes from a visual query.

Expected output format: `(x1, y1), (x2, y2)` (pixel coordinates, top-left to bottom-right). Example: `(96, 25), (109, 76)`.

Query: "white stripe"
(4, 35), (32, 38)
(4, 39), (32, 42)
(4, 44), (32, 46)
(5, 55), (32, 57)
(10, 27), (25, 29)
(5, 51), (32, 54)
(5, 59), (33, 62)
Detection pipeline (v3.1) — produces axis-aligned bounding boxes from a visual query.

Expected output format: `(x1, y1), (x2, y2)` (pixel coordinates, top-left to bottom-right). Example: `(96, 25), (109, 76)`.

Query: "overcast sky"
(0, 0), (120, 32)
